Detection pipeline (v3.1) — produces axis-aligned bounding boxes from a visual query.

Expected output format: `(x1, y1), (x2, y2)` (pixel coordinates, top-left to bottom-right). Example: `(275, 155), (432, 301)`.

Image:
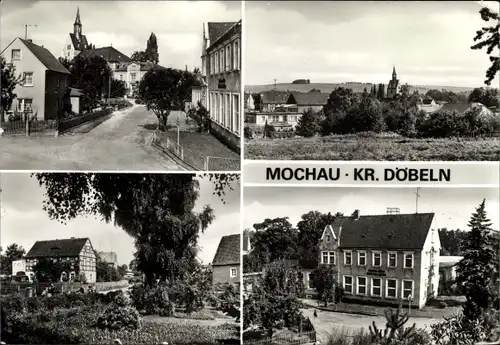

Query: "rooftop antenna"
(22, 24), (37, 40)
(414, 187), (420, 213)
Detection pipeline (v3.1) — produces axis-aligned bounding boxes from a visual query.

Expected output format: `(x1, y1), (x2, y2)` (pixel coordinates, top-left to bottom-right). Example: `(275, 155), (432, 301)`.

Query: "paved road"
(301, 308), (442, 344)
(0, 105), (182, 170)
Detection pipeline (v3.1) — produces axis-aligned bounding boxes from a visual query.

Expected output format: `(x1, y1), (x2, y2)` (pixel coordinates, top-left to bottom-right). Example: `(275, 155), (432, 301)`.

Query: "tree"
(0, 55), (22, 125)
(471, 6), (499, 85)
(131, 51), (148, 62)
(351, 97), (384, 132)
(117, 264), (128, 279)
(249, 217), (299, 267)
(138, 67), (199, 131)
(33, 257), (78, 283)
(109, 79), (127, 98)
(308, 88), (321, 93)
(263, 120), (275, 138)
(456, 199), (499, 324)
(32, 173), (237, 286)
(296, 211), (342, 264)
(322, 87), (360, 135)
(192, 101), (210, 133)
(145, 33), (159, 64)
(468, 87), (499, 108)
(1, 244), (26, 275)
(295, 107), (320, 137)
(174, 264), (212, 312)
(311, 264), (337, 307)
(246, 260), (304, 338)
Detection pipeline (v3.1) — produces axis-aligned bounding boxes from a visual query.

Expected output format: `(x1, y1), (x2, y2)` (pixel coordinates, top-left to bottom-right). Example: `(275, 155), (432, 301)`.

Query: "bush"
(131, 284), (175, 316)
(263, 122), (276, 138)
(244, 126), (253, 139)
(96, 303), (141, 331)
(439, 301), (447, 309)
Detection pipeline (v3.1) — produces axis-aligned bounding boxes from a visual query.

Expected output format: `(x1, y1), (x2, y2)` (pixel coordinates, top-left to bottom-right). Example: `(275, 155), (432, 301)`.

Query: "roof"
(260, 90), (290, 104)
(69, 33), (90, 51)
(332, 213), (435, 249)
(207, 21), (238, 48)
(18, 38), (70, 74)
(26, 238), (90, 258)
(114, 61), (156, 72)
(439, 102), (470, 114)
(288, 91), (330, 106)
(80, 46), (132, 63)
(69, 87), (84, 97)
(440, 256), (463, 268)
(213, 234), (240, 266)
(98, 251), (118, 264)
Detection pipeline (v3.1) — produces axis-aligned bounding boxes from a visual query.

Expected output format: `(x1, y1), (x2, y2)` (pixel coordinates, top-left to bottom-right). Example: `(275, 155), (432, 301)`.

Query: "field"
(245, 133), (500, 161)
(245, 83), (474, 95)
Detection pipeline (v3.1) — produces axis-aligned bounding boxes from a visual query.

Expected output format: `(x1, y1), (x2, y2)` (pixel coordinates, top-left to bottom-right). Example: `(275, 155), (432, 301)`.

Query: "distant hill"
(245, 83), (475, 95)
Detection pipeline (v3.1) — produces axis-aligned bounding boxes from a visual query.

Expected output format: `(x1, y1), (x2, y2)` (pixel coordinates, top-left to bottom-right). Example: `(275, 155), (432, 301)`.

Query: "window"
(404, 252), (414, 268)
(233, 93), (240, 134)
(386, 278), (397, 298)
(11, 49), (21, 61)
(388, 252), (397, 268)
(215, 51), (219, 73)
(120, 75), (123, 81)
(219, 93), (223, 124)
(326, 235), (331, 242)
(57, 75), (60, 87)
(210, 92), (215, 120)
(372, 251), (381, 267)
(131, 73), (136, 82)
(372, 278), (382, 296)
(233, 39), (240, 70)
(357, 277), (367, 295)
(24, 72), (33, 86)
(343, 275), (353, 294)
(321, 251), (328, 264)
(219, 49), (224, 73)
(271, 115), (279, 122)
(344, 251), (352, 265)
(226, 93), (231, 129)
(17, 98), (33, 113)
(225, 44), (231, 71)
(358, 251), (366, 266)
(230, 268), (237, 278)
(67, 44), (71, 50)
(402, 280), (413, 299)
(329, 251), (336, 265)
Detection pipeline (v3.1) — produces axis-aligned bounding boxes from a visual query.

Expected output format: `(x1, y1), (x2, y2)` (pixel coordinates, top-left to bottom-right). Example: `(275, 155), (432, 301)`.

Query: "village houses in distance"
(0, 6), (241, 171)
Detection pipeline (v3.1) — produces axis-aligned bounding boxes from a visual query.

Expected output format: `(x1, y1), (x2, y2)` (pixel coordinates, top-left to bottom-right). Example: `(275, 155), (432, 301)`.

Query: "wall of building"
(45, 71), (69, 120)
(419, 228), (440, 308)
(12, 259), (27, 276)
(213, 264), (239, 285)
(70, 97), (81, 114)
(79, 239), (97, 283)
(3, 39), (47, 120)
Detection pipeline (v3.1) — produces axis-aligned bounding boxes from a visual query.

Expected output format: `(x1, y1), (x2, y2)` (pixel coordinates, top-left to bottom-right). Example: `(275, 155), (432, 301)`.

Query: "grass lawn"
(245, 133), (500, 161)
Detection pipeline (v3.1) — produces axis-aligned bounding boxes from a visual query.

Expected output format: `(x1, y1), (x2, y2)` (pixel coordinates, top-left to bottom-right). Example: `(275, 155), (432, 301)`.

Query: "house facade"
(255, 90), (290, 112)
(286, 91), (329, 114)
(1, 38), (70, 121)
(202, 21), (242, 152)
(318, 210), (440, 309)
(25, 237), (97, 283)
(113, 61), (154, 96)
(212, 234), (240, 286)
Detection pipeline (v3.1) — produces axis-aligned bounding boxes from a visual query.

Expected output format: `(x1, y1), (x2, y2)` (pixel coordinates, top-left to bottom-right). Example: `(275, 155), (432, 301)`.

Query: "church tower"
(74, 7), (82, 39)
(387, 65), (400, 99)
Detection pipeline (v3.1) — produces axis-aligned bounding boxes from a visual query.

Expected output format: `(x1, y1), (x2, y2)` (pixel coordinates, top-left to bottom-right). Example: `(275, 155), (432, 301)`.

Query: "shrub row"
(58, 108), (113, 133)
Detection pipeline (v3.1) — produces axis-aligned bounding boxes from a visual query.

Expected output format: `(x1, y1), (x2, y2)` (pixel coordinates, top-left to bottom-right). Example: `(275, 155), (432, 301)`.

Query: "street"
(301, 308), (442, 344)
(0, 104), (182, 170)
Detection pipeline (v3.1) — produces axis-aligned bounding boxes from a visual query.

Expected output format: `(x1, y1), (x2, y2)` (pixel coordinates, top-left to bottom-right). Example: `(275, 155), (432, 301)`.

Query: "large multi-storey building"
(25, 237), (97, 283)
(201, 20), (242, 152)
(309, 210), (440, 309)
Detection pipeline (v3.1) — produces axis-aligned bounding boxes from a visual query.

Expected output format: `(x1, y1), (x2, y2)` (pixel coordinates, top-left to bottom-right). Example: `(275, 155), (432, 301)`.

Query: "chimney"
(27, 39), (33, 43)
(353, 209), (360, 220)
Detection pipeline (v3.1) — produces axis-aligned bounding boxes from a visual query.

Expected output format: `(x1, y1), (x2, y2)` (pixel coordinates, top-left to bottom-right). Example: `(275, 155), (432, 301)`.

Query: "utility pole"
(22, 24), (37, 40)
(273, 79), (277, 90)
(414, 187), (420, 213)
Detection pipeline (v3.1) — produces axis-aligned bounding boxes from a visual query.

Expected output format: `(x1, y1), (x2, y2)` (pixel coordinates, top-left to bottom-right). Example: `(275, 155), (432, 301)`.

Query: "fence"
(1, 119), (58, 136)
(244, 331), (316, 345)
(153, 130), (238, 171)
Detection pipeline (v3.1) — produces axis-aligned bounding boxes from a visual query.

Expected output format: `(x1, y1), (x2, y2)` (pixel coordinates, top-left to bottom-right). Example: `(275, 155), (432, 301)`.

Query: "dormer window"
(326, 235), (331, 242)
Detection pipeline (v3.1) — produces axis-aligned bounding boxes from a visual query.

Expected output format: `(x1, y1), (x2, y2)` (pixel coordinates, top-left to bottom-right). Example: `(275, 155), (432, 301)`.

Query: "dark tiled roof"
(114, 61), (156, 72)
(80, 46), (132, 63)
(213, 234), (240, 266)
(333, 213), (434, 249)
(439, 103), (470, 114)
(208, 22), (238, 48)
(20, 39), (70, 74)
(288, 92), (330, 106)
(260, 90), (290, 104)
(69, 33), (89, 51)
(26, 238), (89, 258)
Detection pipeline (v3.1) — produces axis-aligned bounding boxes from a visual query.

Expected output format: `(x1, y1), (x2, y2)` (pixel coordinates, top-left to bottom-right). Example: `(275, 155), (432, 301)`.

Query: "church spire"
(74, 7), (81, 25)
(392, 65), (397, 78)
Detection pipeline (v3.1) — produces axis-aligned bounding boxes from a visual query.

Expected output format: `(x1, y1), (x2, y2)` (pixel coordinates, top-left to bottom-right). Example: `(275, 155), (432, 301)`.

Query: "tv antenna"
(414, 188), (420, 213)
(22, 24), (37, 40)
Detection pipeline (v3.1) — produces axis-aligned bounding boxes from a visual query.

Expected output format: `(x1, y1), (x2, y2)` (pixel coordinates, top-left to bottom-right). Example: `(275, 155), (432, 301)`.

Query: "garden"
(1, 284), (240, 345)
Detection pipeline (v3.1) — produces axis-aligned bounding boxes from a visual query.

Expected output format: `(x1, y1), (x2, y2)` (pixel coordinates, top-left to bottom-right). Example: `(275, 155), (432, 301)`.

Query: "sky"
(244, 187), (500, 232)
(0, 0), (241, 71)
(0, 173), (240, 266)
(245, 1), (499, 87)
